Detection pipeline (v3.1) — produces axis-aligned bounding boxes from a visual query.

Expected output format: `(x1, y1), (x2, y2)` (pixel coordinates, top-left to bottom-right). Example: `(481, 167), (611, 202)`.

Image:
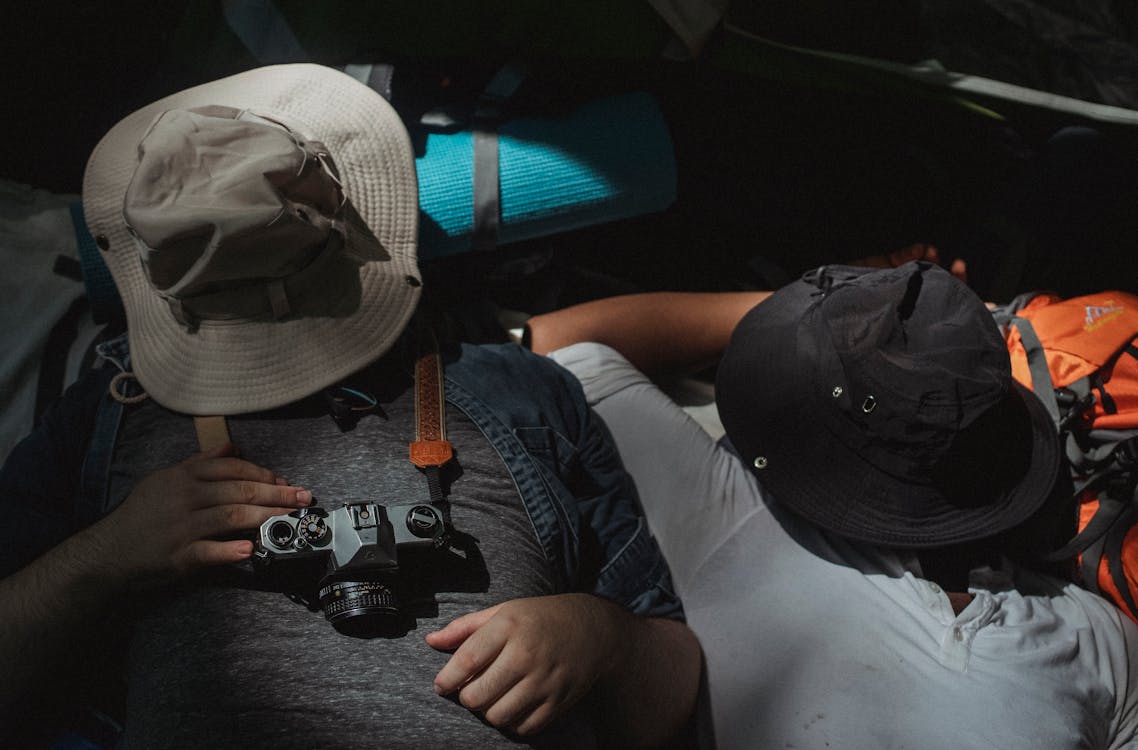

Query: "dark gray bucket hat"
(716, 262), (1060, 548)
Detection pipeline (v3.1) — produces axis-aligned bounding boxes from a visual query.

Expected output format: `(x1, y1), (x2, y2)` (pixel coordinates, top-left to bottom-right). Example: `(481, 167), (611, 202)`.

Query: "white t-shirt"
(552, 342), (1138, 750)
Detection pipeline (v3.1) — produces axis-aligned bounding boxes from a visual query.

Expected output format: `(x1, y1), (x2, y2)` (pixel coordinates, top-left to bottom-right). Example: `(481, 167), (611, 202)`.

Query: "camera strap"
(191, 321), (454, 504)
(409, 320), (454, 505)
(194, 414), (231, 453)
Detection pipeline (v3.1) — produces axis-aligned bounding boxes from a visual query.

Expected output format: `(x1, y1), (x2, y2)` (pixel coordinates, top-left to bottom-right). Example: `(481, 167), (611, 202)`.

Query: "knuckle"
(277, 487), (297, 506)
(516, 706), (553, 736)
(514, 640), (541, 664)
(221, 504), (247, 527)
(459, 687), (485, 711)
(237, 480), (259, 503)
(496, 607), (530, 632)
(454, 650), (482, 676)
(483, 705), (512, 728)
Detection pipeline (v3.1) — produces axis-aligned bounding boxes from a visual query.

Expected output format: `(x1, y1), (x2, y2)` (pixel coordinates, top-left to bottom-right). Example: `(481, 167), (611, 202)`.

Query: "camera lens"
(268, 520), (295, 549)
(319, 580), (401, 635)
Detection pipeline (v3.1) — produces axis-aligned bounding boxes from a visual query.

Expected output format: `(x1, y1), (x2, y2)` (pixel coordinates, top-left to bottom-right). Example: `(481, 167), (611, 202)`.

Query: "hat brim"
(83, 64), (420, 415)
(752, 377), (1061, 548)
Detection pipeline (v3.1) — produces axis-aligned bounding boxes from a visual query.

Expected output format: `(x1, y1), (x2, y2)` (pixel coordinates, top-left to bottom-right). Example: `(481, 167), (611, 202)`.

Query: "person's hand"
(426, 593), (625, 736)
(84, 442), (311, 589)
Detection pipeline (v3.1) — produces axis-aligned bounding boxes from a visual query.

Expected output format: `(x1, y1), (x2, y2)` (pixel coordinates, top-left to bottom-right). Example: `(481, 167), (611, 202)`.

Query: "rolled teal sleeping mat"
(416, 91), (676, 259)
(72, 91), (675, 321)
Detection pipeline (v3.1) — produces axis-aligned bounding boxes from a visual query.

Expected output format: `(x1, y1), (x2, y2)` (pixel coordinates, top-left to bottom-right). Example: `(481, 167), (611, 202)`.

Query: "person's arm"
(427, 346), (701, 745)
(427, 594), (700, 747)
(524, 291), (770, 373)
(0, 443), (311, 708)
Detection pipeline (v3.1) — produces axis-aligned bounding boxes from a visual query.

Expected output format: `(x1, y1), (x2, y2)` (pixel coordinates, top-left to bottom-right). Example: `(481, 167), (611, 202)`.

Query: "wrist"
(71, 520), (136, 595)
(586, 594), (634, 685)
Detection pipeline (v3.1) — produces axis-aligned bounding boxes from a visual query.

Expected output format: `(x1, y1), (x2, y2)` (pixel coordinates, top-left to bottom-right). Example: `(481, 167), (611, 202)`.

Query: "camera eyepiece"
(268, 520), (296, 549)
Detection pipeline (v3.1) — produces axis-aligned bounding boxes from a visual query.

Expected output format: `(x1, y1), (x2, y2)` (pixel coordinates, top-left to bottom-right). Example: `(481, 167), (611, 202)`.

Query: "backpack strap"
(1010, 313), (1100, 432)
(1008, 315), (1062, 424)
(1088, 492), (1138, 619)
(1108, 515), (1138, 619)
(1042, 490), (1128, 561)
(1068, 431), (1137, 484)
(77, 368), (126, 525)
(1057, 378), (1096, 431)
(1042, 434), (1138, 561)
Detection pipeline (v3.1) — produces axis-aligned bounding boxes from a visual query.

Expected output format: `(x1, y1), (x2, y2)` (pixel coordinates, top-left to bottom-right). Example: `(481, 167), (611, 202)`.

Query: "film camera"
(253, 501), (447, 633)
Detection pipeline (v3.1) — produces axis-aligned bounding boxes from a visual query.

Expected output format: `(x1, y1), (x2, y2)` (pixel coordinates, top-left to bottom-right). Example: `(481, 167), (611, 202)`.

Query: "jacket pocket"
(512, 425), (578, 476)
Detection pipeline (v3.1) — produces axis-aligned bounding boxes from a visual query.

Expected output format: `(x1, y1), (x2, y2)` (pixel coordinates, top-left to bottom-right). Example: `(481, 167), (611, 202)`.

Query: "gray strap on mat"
(471, 129), (501, 252)
(471, 65), (525, 252)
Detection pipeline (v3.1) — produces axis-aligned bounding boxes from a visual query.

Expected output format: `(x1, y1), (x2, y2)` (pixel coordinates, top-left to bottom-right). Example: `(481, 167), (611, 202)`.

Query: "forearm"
(593, 603), (702, 749)
(0, 525), (127, 707)
(524, 292), (770, 373)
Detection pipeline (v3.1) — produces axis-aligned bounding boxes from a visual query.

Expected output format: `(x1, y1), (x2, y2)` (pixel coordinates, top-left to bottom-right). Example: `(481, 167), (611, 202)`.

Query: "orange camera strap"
(193, 323), (454, 487)
(409, 322), (453, 507)
(408, 322), (453, 470)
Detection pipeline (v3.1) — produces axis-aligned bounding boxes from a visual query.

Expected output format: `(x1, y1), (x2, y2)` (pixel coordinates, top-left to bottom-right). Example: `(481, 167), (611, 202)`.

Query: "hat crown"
(124, 107), (346, 305)
(715, 262), (1059, 547)
(82, 64), (421, 415)
(814, 264), (1009, 478)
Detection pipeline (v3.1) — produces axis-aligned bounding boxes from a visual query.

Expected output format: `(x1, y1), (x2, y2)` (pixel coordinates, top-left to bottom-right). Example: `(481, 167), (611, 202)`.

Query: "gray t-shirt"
(108, 363), (596, 749)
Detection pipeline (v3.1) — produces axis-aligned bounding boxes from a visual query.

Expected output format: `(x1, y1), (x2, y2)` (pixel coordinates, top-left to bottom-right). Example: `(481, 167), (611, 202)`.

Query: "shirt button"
(928, 582), (941, 594)
(953, 626), (964, 642)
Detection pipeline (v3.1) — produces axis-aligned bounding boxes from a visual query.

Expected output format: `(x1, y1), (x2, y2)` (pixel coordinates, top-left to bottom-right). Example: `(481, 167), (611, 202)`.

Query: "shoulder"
(1058, 584), (1138, 739)
(548, 342), (651, 406)
(449, 341), (579, 385)
(1009, 570), (1138, 726)
(445, 342), (590, 426)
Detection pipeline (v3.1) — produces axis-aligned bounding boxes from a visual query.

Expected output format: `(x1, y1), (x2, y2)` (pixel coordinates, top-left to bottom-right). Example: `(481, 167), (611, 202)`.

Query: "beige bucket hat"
(83, 63), (421, 415)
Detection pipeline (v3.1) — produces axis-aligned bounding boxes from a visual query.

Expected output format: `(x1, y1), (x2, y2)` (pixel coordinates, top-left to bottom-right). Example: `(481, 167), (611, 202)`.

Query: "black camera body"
(253, 501), (446, 632)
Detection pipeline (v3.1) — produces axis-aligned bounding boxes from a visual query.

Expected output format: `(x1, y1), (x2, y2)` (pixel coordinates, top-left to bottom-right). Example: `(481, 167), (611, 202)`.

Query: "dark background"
(7, 0), (1138, 315)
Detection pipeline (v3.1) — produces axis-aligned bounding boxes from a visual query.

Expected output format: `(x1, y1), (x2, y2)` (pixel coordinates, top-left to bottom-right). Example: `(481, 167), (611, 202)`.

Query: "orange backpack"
(998, 291), (1138, 623)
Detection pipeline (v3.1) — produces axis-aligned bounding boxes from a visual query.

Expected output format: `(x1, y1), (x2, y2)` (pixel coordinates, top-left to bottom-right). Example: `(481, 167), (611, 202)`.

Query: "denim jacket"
(0, 334), (681, 620)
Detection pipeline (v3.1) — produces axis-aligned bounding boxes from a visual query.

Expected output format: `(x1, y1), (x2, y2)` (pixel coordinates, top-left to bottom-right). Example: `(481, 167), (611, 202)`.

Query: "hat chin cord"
(108, 370), (149, 405)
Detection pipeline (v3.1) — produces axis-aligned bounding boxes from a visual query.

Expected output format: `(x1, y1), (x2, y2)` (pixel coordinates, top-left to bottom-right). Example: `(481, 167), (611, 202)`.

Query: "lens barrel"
(319, 580), (400, 634)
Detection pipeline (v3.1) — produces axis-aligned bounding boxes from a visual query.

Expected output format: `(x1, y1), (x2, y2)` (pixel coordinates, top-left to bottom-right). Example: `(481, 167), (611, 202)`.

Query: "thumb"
(950, 257), (969, 285)
(426, 603), (503, 651)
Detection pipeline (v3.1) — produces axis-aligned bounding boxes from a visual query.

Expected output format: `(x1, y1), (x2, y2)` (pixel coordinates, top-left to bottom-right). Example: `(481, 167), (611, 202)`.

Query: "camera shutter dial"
(298, 515), (329, 544)
(405, 505), (442, 538)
